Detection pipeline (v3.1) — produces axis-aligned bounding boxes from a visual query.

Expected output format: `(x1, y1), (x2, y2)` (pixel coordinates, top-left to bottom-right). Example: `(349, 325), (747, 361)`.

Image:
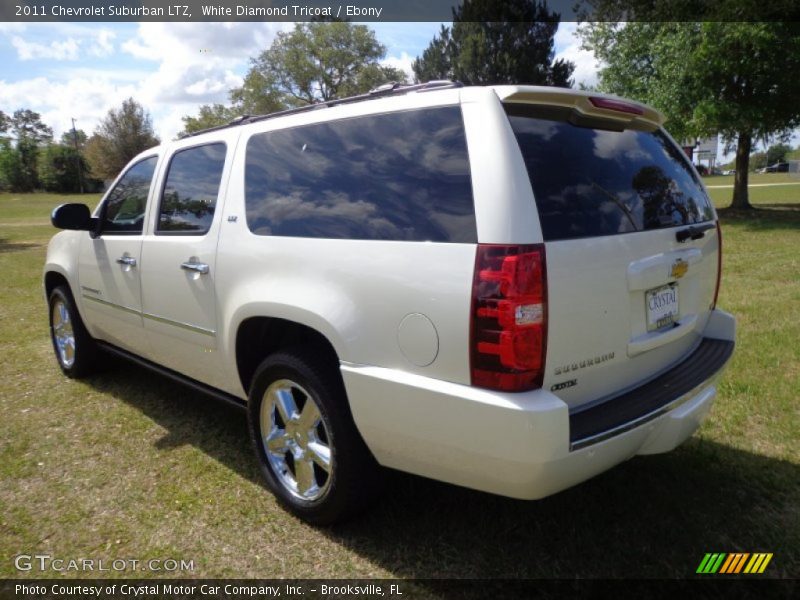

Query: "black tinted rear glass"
(505, 104), (714, 241)
(245, 106), (476, 242)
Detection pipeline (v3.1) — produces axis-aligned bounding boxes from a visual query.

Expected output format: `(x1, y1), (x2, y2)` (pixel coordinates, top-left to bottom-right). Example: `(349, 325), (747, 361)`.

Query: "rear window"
(245, 106), (476, 242)
(505, 104), (714, 241)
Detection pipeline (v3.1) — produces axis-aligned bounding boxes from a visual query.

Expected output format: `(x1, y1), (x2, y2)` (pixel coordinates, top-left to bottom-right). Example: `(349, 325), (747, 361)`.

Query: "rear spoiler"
(493, 85), (665, 129)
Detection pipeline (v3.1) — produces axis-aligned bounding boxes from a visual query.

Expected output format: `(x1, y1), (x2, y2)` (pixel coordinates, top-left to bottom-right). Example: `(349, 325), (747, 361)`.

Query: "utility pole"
(71, 118), (84, 193)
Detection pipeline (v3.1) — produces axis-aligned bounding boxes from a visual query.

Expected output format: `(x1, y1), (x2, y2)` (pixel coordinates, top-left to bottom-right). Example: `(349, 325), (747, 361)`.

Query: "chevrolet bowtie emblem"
(670, 258), (689, 279)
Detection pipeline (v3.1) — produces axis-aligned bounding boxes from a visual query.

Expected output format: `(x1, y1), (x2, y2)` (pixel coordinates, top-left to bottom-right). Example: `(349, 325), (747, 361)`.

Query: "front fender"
(43, 231), (85, 315)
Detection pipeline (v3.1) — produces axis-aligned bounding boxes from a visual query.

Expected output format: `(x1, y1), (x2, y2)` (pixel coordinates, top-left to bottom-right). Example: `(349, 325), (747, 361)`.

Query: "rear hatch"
(499, 89), (720, 409)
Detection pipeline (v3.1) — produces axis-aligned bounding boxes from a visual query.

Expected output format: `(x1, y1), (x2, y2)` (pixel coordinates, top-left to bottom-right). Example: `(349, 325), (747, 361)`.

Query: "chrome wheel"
(51, 299), (76, 368)
(260, 379), (333, 502)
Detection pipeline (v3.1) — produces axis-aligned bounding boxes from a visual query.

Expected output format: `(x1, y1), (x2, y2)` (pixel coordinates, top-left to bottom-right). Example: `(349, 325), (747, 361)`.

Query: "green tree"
(234, 22), (407, 108)
(183, 22), (407, 135)
(412, 26), (454, 84)
(749, 151), (768, 171)
(60, 128), (87, 149)
(765, 143), (792, 166)
(13, 138), (40, 191)
(581, 22), (800, 209)
(228, 69), (288, 115)
(412, 0), (574, 87)
(180, 103), (241, 136)
(0, 139), (22, 191)
(11, 109), (53, 144)
(85, 98), (159, 181)
(38, 144), (88, 193)
(0, 110), (9, 139)
(0, 109), (54, 191)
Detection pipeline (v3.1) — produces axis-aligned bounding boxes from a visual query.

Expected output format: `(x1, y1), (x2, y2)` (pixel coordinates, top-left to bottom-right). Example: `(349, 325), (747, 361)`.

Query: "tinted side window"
(505, 104), (715, 241)
(102, 157), (157, 234)
(245, 106), (476, 242)
(158, 143), (227, 235)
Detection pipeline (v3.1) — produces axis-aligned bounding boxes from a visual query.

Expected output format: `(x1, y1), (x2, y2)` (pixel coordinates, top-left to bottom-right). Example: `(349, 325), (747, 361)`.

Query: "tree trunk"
(731, 131), (752, 210)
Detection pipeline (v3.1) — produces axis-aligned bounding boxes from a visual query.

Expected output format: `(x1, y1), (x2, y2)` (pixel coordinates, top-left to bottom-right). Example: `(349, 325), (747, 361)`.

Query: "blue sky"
(0, 21), (598, 141)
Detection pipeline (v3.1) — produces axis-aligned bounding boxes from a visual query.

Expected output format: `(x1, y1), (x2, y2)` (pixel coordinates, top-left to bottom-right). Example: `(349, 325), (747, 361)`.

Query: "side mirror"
(51, 203), (94, 231)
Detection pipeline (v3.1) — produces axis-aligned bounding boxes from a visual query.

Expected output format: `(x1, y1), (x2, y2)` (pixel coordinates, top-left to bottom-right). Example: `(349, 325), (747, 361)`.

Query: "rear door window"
(244, 106), (476, 243)
(504, 104), (714, 241)
(157, 143), (226, 235)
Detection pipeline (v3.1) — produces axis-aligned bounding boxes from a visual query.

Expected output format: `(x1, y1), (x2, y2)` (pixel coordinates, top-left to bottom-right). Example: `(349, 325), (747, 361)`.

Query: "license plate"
(646, 284), (679, 332)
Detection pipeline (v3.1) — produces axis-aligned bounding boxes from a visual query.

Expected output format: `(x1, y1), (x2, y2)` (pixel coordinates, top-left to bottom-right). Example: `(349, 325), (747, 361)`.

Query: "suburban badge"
(554, 352), (615, 375)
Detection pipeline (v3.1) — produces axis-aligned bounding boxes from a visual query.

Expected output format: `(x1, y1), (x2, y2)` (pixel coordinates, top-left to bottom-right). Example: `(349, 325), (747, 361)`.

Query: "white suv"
(44, 82), (735, 524)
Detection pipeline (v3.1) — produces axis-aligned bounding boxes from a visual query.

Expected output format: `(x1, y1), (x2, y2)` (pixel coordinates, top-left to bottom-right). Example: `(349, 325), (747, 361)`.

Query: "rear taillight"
(712, 221), (722, 309)
(470, 244), (547, 392)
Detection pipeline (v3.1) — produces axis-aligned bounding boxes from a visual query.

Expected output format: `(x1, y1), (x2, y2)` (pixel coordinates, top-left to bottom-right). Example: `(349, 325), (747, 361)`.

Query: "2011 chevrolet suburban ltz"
(44, 82), (736, 524)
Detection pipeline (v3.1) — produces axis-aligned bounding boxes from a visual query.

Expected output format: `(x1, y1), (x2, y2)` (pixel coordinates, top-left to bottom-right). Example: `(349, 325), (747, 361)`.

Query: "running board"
(96, 341), (247, 412)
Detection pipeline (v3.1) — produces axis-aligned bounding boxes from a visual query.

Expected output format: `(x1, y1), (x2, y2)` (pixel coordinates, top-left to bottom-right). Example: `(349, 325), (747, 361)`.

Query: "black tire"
(247, 349), (382, 525)
(48, 285), (100, 378)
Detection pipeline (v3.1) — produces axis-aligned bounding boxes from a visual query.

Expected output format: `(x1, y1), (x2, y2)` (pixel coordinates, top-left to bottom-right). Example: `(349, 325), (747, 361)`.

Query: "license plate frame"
(645, 283), (679, 332)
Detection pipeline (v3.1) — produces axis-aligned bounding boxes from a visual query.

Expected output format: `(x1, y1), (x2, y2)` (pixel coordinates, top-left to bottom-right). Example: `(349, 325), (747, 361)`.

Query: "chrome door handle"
(116, 256), (137, 267)
(181, 261), (209, 275)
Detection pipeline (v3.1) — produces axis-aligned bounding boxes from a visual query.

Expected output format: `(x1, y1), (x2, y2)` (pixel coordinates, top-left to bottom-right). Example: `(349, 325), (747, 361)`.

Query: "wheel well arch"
(235, 317), (342, 396)
(44, 270), (71, 299)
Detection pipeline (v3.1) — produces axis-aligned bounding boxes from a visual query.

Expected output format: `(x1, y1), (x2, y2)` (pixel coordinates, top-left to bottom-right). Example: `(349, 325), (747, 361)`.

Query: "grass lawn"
(702, 172), (797, 189)
(0, 183), (798, 581)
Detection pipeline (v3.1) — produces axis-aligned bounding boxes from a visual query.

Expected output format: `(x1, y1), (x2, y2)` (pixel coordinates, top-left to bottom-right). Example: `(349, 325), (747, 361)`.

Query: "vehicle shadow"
(0, 238), (40, 254)
(86, 361), (799, 580)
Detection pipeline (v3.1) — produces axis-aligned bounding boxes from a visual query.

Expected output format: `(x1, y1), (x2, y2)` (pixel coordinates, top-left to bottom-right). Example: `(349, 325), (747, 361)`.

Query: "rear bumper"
(341, 309), (735, 500)
(569, 336), (734, 450)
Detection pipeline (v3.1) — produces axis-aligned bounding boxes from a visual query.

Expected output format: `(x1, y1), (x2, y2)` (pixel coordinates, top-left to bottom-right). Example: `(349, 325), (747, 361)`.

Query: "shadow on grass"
(0, 238), (40, 254)
(87, 362), (798, 580)
(718, 204), (800, 232)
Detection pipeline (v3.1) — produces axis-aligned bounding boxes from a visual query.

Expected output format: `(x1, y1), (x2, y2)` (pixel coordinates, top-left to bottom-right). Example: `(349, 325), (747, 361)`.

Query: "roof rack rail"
(179, 80), (462, 139)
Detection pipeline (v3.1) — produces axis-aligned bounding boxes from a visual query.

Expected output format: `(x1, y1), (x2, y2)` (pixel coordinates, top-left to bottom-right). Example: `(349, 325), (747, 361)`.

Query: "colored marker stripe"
(698, 552), (774, 574)
(697, 553), (727, 573)
(719, 552), (750, 574)
(744, 553), (774, 574)
(719, 554), (736, 573)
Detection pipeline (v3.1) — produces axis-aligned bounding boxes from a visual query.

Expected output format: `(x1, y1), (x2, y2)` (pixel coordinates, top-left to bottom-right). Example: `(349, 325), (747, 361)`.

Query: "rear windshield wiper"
(590, 181), (638, 231)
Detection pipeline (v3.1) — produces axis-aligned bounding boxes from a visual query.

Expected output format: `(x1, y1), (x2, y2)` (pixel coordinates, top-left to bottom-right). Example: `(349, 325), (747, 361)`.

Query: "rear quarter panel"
(215, 91), (484, 397)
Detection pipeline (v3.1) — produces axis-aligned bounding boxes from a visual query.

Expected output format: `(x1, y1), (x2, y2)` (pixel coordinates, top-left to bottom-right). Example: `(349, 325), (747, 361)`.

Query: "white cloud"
(0, 71), (238, 143)
(11, 36), (80, 61)
(554, 22), (599, 89)
(381, 52), (415, 82)
(120, 22), (286, 107)
(0, 23), (27, 34)
(0, 22), (435, 144)
(113, 23), (296, 139)
(9, 27), (116, 61)
(121, 22), (285, 62)
(88, 29), (116, 58)
(51, 66), (151, 83)
(0, 76), (138, 138)
(0, 23), (289, 143)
